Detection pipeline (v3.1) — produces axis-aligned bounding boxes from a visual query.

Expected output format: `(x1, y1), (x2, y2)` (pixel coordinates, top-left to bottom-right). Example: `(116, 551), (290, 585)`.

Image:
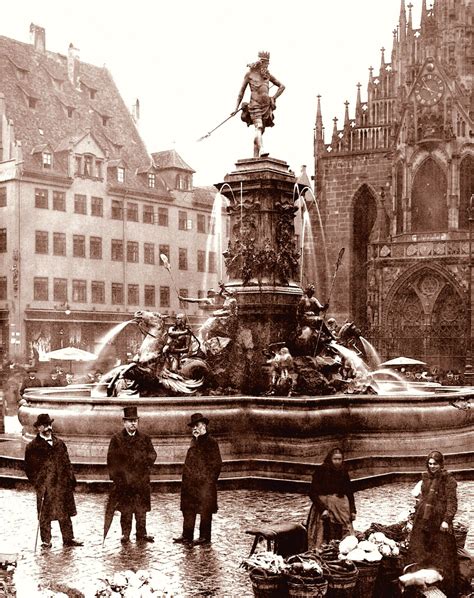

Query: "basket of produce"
(285, 551), (328, 598)
(241, 551), (288, 598)
(453, 521), (468, 549)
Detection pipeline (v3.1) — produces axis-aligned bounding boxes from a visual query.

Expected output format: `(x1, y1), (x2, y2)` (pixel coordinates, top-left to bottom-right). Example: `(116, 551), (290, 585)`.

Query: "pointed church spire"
(399, 0), (407, 42)
(331, 116), (339, 146)
(356, 83), (362, 118)
(380, 47), (386, 69)
(344, 101), (350, 129)
(407, 2), (413, 31)
(421, 0), (427, 29)
(315, 95), (323, 140)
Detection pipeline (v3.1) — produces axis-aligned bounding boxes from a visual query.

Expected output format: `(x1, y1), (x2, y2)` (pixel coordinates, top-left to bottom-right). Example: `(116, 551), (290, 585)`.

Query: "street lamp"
(464, 194), (474, 382)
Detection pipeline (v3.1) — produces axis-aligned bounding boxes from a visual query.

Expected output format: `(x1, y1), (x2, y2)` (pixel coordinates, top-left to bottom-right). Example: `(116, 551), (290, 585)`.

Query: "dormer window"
(67, 107), (74, 118)
(102, 116), (109, 126)
(90, 89), (97, 100)
(117, 167), (125, 183)
(83, 155), (93, 177)
(16, 68), (28, 81)
(29, 97), (38, 109)
(42, 152), (52, 169)
(148, 173), (156, 188)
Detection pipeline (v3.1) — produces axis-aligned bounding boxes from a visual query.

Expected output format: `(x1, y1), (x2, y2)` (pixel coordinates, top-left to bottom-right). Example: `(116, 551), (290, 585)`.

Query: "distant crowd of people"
(399, 367), (466, 386)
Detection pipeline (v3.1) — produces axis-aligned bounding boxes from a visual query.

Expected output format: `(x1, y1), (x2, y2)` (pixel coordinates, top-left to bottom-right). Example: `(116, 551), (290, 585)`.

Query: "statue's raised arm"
(235, 51), (285, 158)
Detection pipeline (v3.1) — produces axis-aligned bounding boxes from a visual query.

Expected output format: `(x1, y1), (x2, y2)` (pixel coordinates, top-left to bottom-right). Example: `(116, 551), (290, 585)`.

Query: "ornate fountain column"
(215, 156), (303, 392)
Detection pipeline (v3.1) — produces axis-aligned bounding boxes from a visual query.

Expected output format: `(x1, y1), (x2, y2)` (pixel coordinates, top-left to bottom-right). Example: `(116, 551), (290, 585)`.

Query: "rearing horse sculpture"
(106, 310), (209, 396)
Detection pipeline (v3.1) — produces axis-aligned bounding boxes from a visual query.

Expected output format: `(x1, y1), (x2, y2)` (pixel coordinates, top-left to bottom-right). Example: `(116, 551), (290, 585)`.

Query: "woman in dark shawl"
(407, 450), (461, 597)
(307, 447), (356, 549)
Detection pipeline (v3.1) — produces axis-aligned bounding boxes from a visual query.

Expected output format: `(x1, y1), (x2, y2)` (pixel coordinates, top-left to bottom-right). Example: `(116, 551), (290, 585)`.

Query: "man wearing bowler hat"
(107, 406), (157, 543)
(173, 413), (222, 545)
(24, 413), (83, 548)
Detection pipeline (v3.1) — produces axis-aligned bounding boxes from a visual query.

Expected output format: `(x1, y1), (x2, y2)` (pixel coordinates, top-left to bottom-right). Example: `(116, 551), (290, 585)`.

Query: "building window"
(35, 188), (48, 209)
(178, 211), (188, 231)
(42, 152), (52, 169)
(159, 286), (170, 308)
(111, 239), (124, 261)
(145, 285), (155, 307)
(0, 229), (6, 252)
(91, 281), (105, 304)
(208, 216), (215, 235)
(158, 207), (168, 226)
(95, 160), (103, 179)
(102, 116), (109, 127)
(179, 288), (188, 308)
(111, 283), (124, 305)
(143, 205), (154, 224)
(117, 167), (125, 183)
(67, 107), (74, 118)
(208, 251), (217, 273)
(159, 244), (170, 261)
(73, 235), (86, 258)
(128, 284), (139, 305)
(127, 241), (139, 263)
(83, 155), (93, 177)
(53, 191), (66, 211)
(53, 278), (67, 302)
(0, 276), (6, 300)
(90, 236), (102, 259)
(148, 173), (156, 188)
(144, 243), (155, 264)
(178, 248), (188, 270)
(75, 155), (82, 175)
(0, 187), (6, 207)
(91, 196), (103, 217)
(197, 214), (206, 233)
(53, 232), (66, 256)
(127, 202), (139, 222)
(28, 97), (37, 109)
(111, 200), (123, 220)
(74, 194), (87, 214)
(197, 250), (205, 272)
(35, 231), (49, 254)
(72, 279), (87, 302)
(34, 277), (48, 301)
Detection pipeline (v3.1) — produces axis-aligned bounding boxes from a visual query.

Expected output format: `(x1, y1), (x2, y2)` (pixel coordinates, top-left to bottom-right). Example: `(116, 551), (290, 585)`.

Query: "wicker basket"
(327, 571), (358, 598)
(286, 576), (328, 598)
(250, 572), (286, 598)
(353, 562), (380, 598)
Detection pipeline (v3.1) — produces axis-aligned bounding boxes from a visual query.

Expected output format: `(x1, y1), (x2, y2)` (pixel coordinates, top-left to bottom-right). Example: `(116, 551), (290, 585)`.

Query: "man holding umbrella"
(24, 413), (82, 548)
(106, 406), (157, 544)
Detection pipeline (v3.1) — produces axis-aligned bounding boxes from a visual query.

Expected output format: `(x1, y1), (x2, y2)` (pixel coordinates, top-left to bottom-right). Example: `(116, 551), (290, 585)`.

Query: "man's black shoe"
(63, 539), (83, 547)
(193, 537), (211, 545)
(173, 536), (192, 544)
(41, 542), (52, 549)
(120, 536), (130, 544)
(137, 535), (154, 543)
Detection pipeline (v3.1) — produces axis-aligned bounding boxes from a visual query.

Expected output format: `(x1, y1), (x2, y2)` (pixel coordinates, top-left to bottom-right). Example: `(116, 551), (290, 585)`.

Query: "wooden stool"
(245, 521), (307, 558)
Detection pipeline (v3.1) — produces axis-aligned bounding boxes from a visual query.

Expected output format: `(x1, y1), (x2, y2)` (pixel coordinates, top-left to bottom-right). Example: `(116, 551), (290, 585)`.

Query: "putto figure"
(235, 51), (285, 158)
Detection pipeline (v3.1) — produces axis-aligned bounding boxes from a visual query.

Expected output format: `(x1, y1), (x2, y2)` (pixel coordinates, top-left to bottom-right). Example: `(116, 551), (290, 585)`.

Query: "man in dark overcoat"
(173, 413), (222, 545)
(107, 406), (157, 543)
(24, 413), (82, 548)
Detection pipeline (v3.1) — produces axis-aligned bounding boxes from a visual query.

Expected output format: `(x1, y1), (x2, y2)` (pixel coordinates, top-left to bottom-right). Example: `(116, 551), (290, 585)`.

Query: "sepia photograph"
(0, 0), (473, 596)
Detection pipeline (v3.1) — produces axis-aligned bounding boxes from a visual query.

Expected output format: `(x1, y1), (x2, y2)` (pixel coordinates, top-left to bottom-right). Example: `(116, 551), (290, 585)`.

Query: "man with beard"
(173, 413), (222, 545)
(235, 51), (285, 157)
(107, 406), (157, 544)
(24, 413), (82, 548)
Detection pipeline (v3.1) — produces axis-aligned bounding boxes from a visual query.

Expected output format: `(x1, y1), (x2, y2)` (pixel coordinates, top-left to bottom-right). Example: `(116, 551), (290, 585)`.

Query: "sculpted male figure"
(235, 51), (285, 157)
(107, 406), (157, 544)
(24, 413), (82, 548)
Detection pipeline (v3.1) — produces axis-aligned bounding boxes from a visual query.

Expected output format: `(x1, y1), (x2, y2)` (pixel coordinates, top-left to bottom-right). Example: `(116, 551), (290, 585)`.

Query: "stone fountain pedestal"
(216, 156), (303, 392)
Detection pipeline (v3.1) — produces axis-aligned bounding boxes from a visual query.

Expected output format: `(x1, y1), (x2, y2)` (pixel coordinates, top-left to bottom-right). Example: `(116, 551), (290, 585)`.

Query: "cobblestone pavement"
(1, 482), (472, 597)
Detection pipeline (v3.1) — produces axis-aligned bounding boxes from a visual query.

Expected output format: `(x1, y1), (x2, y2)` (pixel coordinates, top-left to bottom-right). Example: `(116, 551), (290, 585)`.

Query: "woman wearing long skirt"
(406, 450), (461, 597)
(307, 447), (356, 549)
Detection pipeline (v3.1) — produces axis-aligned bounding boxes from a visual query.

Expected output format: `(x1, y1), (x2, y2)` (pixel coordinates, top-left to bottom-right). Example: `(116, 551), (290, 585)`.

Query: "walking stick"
(313, 248), (345, 357)
(34, 490), (46, 552)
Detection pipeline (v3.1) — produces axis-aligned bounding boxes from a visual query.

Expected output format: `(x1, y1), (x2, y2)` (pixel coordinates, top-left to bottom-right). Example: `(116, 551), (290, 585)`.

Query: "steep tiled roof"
(192, 185), (217, 207)
(152, 149), (195, 173)
(0, 34), (171, 198)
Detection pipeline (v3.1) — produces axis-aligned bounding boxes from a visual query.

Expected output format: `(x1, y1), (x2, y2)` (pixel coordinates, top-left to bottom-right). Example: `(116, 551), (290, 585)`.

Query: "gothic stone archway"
(383, 267), (466, 370)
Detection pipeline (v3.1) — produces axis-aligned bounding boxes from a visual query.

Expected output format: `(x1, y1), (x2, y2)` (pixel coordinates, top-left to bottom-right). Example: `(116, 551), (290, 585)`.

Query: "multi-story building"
(315, 0), (473, 370)
(0, 25), (224, 363)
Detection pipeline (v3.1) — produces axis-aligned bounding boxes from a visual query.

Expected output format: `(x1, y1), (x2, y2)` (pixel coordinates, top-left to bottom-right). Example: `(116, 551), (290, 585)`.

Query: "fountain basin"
(13, 386), (474, 486)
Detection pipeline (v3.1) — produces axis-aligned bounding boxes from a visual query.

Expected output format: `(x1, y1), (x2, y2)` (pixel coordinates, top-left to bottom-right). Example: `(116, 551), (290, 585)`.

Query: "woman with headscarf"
(406, 450), (461, 597)
(307, 447), (356, 549)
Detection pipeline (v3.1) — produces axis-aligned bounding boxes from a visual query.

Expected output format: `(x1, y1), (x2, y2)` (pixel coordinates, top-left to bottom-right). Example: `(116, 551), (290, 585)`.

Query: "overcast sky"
(2, 0), (422, 185)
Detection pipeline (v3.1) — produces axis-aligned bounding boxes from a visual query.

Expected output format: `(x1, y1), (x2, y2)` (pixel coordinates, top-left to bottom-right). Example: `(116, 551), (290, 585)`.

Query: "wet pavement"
(2, 482), (473, 597)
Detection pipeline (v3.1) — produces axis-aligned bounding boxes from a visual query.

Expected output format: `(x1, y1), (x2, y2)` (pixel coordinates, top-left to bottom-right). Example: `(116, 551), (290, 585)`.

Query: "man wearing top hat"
(173, 413), (222, 545)
(24, 413), (83, 548)
(107, 406), (157, 543)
